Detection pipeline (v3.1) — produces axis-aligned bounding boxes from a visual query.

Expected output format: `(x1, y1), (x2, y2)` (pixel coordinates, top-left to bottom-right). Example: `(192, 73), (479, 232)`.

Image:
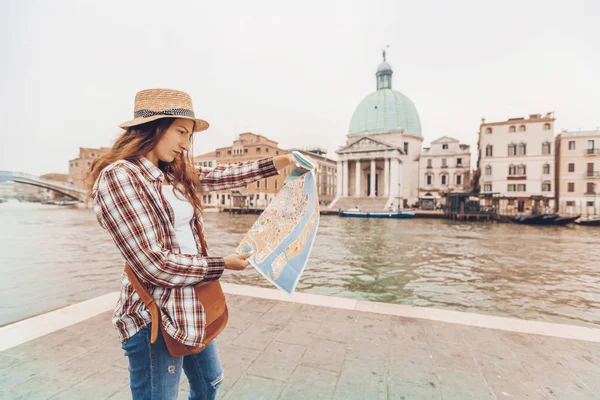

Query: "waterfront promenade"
(1, 284), (599, 399)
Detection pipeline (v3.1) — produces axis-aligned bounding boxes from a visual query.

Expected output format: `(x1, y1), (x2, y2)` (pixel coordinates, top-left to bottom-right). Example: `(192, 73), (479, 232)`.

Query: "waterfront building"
(194, 132), (290, 209)
(331, 53), (423, 211)
(418, 137), (471, 210)
(477, 113), (556, 214)
(555, 129), (600, 216)
(68, 147), (110, 189)
(290, 148), (337, 205)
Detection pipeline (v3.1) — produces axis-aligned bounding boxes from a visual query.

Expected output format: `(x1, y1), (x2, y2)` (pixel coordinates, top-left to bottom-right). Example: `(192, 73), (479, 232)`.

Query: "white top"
(161, 185), (198, 255)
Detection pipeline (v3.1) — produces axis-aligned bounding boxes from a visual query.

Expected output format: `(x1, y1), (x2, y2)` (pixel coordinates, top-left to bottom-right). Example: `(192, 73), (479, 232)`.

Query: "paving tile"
(237, 297), (278, 313)
(391, 316), (430, 349)
(473, 351), (546, 399)
(435, 369), (495, 400)
(429, 342), (479, 373)
(333, 358), (387, 400)
(234, 322), (281, 351)
(458, 325), (511, 357)
(419, 321), (463, 346)
(496, 331), (541, 354)
(6, 375), (72, 400)
(279, 365), (338, 400)
(388, 380), (441, 400)
(345, 333), (390, 362)
(218, 326), (243, 342)
(300, 338), (347, 373)
(46, 343), (125, 384)
(246, 341), (306, 382)
(218, 343), (261, 394)
(352, 312), (391, 336)
(226, 309), (266, 332)
(50, 366), (129, 399)
(223, 374), (285, 400)
(388, 348), (436, 385)
(274, 319), (321, 347)
(255, 302), (304, 328)
(315, 320), (355, 344)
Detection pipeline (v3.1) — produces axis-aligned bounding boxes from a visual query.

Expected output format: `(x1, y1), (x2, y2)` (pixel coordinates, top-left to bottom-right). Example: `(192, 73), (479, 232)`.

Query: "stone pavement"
(1, 293), (599, 399)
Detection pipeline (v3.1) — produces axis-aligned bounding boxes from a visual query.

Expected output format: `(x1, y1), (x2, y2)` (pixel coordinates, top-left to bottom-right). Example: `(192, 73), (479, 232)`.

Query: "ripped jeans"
(121, 324), (224, 400)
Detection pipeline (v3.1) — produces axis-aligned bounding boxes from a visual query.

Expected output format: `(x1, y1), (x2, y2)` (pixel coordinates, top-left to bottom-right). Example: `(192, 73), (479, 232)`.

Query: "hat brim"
(119, 115), (209, 132)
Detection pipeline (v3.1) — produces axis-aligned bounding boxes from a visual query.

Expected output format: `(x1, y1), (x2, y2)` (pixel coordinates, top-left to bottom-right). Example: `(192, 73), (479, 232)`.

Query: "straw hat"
(119, 88), (209, 132)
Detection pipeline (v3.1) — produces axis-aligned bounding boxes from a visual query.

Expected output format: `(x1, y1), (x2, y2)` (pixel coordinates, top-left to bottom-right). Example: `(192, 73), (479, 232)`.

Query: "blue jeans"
(121, 324), (224, 400)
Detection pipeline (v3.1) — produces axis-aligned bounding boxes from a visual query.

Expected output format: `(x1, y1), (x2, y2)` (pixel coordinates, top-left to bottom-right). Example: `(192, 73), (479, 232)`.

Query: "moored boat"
(576, 216), (600, 226)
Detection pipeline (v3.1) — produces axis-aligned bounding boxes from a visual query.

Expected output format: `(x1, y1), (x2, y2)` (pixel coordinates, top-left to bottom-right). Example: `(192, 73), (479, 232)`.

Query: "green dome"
(348, 88), (422, 136)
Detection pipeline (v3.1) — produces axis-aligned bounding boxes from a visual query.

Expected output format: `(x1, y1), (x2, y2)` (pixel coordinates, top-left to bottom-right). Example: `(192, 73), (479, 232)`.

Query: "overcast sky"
(1, 0), (599, 175)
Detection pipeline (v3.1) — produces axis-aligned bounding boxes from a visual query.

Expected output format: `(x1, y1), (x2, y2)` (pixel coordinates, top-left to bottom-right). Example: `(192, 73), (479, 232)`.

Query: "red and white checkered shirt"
(92, 156), (279, 346)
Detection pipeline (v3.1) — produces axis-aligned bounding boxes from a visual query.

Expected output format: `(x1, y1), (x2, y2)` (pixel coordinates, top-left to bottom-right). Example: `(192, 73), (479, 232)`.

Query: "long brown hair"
(85, 119), (203, 211)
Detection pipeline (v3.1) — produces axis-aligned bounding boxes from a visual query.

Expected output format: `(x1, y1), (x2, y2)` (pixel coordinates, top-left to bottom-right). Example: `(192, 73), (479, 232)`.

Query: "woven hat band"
(134, 108), (195, 119)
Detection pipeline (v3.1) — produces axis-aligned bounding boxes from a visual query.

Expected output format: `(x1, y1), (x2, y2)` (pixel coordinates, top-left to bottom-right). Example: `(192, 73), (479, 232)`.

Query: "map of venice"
(236, 169), (320, 294)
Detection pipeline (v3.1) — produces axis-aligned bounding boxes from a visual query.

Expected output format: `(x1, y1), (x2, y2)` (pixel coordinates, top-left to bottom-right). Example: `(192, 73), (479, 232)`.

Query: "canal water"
(1, 202), (598, 328)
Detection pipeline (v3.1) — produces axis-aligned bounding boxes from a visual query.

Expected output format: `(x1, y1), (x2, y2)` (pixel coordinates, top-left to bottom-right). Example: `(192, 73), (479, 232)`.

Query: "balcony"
(587, 171), (600, 179)
(426, 165), (432, 169)
(585, 148), (600, 156)
(441, 165), (448, 169)
(507, 175), (527, 180)
(584, 192), (597, 197)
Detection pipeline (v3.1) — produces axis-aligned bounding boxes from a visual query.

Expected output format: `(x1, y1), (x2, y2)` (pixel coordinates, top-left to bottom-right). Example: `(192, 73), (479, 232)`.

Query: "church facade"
(330, 56), (424, 210)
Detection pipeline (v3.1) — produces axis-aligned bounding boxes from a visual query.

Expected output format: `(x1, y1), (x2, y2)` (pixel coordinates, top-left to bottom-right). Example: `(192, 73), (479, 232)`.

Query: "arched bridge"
(0, 171), (88, 202)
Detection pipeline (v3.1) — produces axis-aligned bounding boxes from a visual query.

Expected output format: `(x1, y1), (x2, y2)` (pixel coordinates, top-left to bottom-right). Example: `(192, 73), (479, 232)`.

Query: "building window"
(587, 182), (596, 194)
(426, 174), (432, 185)
(257, 147), (261, 153)
(542, 142), (551, 155)
(519, 125), (526, 132)
(568, 163), (575, 172)
(441, 174), (447, 185)
(216, 151), (221, 157)
(427, 159), (432, 168)
(266, 148), (269, 153)
(276, 150), (279, 155)
(544, 123), (551, 130)
(485, 145), (493, 157)
(568, 141), (576, 150)
(509, 126), (516, 133)
(485, 165), (492, 176)
(244, 149), (248, 154)
(485, 127), (492, 134)
(517, 184), (526, 191)
(568, 182), (575, 192)
(542, 183), (552, 192)
(566, 201), (575, 206)
(256, 180), (260, 189)
(275, 180), (278, 189)
(456, 158), (463, 167)
(456, 175), (462, 185)
(543, 164), (550, 174)
(441, 158), (447, 167)
(403, 142), (409, 154)
(508, 144), (517, 156)
(442, 144), (448, 150)
(507, 184), (515, 192)
(484, 184), (492, 192)
(518, 164), (526, 175)
(588, 201), (595, 207)
(227, 150), (232, 155)
(264, 179), (268, 189)
(518, 143), (527, 156)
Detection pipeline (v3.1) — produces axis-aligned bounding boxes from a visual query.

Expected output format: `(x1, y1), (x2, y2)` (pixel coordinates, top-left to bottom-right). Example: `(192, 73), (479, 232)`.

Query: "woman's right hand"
(224, 252), (254, 271)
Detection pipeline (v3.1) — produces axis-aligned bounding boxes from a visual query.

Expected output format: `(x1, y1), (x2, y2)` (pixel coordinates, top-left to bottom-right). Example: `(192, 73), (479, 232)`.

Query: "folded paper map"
(236, 152), (320, 294)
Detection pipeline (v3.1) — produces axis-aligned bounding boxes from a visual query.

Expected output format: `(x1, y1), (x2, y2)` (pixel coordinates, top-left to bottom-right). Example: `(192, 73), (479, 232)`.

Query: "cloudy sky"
(1, 0), (599, 175)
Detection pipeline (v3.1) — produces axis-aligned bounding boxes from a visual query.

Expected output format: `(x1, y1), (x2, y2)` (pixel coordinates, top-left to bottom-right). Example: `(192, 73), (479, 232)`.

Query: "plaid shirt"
(92, 156), (279, 346)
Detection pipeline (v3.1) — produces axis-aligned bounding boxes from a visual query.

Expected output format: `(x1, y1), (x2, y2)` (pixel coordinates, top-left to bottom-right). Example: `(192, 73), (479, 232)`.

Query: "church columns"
(355, 160), (361, 197)
(370, 159), (376, 197)
(336, 161), (343, 197)
(342, 160), (349, 197)
(384, 158), (390, 197)
(390, 158), (398, 198)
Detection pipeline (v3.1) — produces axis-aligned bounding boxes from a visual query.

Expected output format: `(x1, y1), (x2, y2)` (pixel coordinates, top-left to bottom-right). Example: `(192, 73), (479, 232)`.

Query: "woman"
(87, 88), (304, 399)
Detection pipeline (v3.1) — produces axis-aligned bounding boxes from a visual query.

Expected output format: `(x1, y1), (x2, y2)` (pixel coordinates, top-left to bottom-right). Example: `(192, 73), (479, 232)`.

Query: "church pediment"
(337, 136), (399, 154)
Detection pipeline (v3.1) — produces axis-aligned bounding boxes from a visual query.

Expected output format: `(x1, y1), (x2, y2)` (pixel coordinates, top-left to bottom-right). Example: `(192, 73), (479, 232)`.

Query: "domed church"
(330, 52), (424, 210)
